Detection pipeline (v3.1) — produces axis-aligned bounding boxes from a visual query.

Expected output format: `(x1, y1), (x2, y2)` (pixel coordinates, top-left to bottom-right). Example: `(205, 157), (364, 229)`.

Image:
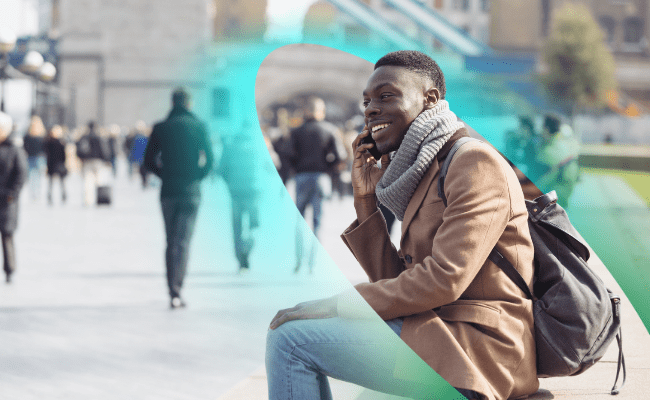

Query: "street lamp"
(38, 62), (56, 82)
(0, 28), (17, 112)
(21, 50), (44, 74)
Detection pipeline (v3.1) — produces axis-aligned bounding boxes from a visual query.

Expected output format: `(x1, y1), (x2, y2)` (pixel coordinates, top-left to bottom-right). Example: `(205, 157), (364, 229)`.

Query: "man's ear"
(424, 88), (440, 109)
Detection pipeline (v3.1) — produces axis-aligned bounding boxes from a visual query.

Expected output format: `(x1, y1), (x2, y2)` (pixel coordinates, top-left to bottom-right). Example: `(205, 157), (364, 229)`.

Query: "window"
(599, 16), (616, 43)
(212, 88), (230, 118)
(481, 0), (490, 12)
(624, 17), (644, 43)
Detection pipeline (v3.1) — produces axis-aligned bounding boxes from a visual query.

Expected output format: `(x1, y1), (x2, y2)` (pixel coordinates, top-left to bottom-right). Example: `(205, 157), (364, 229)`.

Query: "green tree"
(541, 2), (617, 116)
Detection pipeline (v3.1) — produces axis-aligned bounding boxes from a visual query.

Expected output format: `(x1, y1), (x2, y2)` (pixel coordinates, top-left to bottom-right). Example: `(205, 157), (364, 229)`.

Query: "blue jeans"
(266, 317), (480, 400)
(160, 196), (200, 298)
(266, 317), (433, 399)
(294, 172), (324, 238)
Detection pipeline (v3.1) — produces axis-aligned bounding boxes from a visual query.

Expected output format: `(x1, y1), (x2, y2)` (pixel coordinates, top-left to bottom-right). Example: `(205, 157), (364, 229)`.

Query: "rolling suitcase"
(96, 185), (112, 205)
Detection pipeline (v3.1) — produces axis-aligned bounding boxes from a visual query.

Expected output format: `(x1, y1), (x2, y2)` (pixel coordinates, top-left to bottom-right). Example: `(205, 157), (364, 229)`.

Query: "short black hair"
(172, 87), (190, 107)
(543, 114), (561, 135)
(374, 50), (446, 99)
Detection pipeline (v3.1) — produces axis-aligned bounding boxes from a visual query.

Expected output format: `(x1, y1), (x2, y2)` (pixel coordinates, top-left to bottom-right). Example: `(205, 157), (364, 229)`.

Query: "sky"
(265, 0), (318, 41)
(0, 0), (38, 36)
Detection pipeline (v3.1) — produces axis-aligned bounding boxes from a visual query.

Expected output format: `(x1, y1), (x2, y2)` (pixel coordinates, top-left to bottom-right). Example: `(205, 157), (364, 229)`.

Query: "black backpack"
(439, 137), (625, 395)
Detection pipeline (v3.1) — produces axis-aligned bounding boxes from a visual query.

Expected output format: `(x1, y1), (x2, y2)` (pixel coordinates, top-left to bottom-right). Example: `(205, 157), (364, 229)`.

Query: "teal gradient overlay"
(187, 40), (468, 398)
(189, 29), (649, 397)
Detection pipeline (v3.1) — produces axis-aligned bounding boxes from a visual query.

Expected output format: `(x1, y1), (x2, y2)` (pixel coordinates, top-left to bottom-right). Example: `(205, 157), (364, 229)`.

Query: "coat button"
(404, 254), (412, 263)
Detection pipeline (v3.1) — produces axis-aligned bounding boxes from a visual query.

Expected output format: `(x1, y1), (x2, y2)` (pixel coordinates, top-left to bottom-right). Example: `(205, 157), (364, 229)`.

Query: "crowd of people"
(0, 108), (163, 284)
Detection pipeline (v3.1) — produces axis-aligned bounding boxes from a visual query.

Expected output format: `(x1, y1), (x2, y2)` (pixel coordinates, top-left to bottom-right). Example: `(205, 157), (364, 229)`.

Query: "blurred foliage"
(540, 2), (617, 116)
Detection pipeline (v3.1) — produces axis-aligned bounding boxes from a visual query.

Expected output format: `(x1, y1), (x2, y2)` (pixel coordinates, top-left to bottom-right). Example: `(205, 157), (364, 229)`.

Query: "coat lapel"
(400, 158), (441, 237)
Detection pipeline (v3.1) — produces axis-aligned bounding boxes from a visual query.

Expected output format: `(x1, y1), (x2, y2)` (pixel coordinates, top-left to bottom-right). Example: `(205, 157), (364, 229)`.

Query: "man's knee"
(266, 323), (297, 358)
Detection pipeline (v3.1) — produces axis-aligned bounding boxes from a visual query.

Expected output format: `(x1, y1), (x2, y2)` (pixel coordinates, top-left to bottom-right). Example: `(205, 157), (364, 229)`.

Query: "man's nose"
(364, 102), (380, 118)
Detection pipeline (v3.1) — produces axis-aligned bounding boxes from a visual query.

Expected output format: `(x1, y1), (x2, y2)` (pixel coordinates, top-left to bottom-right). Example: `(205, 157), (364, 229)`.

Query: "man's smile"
(371, 122), (391, 138)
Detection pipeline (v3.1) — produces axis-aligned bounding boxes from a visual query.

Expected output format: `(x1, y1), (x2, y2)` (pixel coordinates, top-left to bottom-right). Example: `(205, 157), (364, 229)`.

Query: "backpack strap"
(438, 137), (478, 207)
(438, 137), (534, 300)
(487, 249), (533, 300)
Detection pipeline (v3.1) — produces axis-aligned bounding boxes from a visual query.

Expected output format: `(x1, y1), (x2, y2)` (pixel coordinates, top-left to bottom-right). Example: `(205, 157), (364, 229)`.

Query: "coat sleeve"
(1, 147), (28, 199)
(343, 144), (513, 321)
(340, 209), (405, 282)
(143, 125), (162, 177)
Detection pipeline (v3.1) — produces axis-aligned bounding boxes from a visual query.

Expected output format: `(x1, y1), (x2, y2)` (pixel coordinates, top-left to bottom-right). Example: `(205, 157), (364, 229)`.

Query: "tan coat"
(341, 134), (539, 400)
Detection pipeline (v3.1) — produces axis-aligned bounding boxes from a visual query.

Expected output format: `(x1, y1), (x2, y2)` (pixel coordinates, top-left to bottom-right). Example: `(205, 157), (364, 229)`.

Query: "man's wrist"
(354, 194), (378, 223)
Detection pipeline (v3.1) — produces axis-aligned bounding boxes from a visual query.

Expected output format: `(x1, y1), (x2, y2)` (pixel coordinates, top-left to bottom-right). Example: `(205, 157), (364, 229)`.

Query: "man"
(288, 97), (343, 272)
(267, 51), (538, 400)
(0, 112), (27, 284)
(76, 121), (111, 206)
(144, 88), (214, 308)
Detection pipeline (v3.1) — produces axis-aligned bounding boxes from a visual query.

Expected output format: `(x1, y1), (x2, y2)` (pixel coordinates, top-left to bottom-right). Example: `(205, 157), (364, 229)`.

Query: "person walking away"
(143, 87), (214, 309)
(44, 125), (67, 204)
(219, 131), (261, 274)
(0, 112), (28, 284)
(23, 115), (46, 201)
(288, 97), (343, 273)
(76, 121), (111, 206)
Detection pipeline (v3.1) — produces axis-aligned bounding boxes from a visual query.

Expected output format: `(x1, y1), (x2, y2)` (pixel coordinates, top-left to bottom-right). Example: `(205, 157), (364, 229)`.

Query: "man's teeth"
(372, 123), (390, 133)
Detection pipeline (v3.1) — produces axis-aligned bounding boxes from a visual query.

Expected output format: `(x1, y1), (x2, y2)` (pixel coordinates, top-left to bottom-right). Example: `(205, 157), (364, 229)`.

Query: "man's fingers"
(270, 309), (310, 330)
(352, 128), (370, 148)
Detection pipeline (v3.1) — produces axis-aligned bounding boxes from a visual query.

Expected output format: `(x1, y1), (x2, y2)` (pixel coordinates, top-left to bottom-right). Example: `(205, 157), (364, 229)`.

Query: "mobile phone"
(360, 134), (382, 160)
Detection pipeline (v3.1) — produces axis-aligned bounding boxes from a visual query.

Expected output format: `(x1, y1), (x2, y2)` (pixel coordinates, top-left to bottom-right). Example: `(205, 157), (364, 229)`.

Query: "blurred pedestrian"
(535, 114), (580, 208)
(327, 129), (348, 200)
(269, 107), (293, 185)
(107, 124), (120, 177)
(44, 125), (67, 205)
(0, 112), (28, 284)
(125, 121), (150, 187)
(76, 121), (111, 206)
(288, 97), (343, 272)
(220, 131), (261, 274)
(23, 115), (46, 201)
(144, 87), (214, 309)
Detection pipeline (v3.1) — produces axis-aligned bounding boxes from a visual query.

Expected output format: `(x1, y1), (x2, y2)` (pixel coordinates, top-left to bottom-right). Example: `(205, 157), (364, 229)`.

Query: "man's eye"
(362, 101), (369, 108)
(381, 94), (392, 100)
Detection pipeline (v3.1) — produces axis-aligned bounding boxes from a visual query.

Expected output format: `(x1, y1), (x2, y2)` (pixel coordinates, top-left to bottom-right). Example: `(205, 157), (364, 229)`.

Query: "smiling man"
(266, 51), (538, 400)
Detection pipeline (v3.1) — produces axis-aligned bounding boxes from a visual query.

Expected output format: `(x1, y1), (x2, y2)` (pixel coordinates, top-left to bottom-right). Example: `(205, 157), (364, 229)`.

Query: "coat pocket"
(436, 300), (501, 329)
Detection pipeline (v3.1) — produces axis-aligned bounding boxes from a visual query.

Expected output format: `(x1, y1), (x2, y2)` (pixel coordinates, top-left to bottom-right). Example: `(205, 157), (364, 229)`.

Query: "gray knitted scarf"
(376, 100), (464, 221)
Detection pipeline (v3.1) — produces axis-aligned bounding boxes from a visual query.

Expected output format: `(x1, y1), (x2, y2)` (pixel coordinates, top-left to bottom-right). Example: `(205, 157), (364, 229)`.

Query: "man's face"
(362, 66), (438, 154)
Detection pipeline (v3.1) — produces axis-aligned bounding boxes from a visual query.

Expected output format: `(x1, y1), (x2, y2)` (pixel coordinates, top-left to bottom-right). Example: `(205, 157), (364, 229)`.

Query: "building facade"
(54, 0), (214, 128)
(490, 0), (650, 109)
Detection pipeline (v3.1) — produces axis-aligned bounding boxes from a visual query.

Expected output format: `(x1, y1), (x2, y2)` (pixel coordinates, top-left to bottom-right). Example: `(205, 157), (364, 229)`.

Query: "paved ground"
(0, 160), (354, 400)
(1, 160), (649, 399)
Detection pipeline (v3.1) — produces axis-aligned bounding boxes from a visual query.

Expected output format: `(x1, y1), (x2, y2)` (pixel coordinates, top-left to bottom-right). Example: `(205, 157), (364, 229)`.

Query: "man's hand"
(351, 127), (390, 197)
(269, 296), (339, 330)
